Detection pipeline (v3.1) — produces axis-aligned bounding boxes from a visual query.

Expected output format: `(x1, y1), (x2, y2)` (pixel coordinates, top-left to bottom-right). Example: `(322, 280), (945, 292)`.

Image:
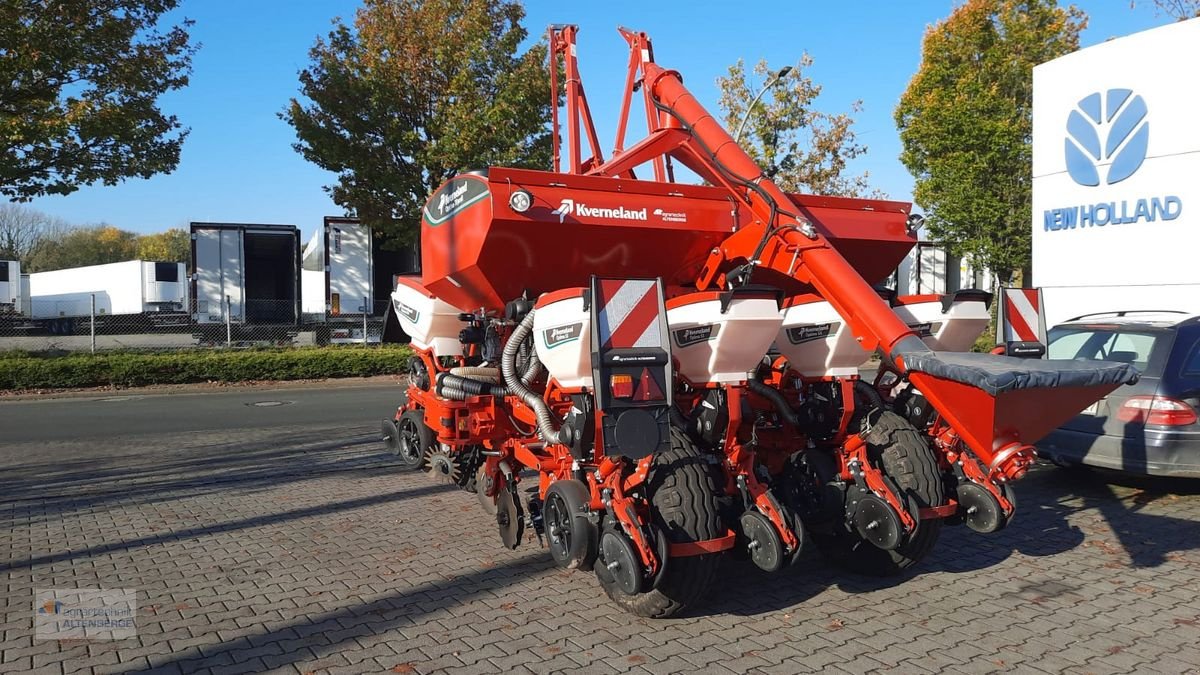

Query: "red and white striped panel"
(1002, 288), (1044, 343)
(595, 279), (663, 350)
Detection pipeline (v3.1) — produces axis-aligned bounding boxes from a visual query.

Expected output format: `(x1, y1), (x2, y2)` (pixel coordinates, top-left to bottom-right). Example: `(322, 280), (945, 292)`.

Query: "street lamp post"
(732, 65), (794, 145)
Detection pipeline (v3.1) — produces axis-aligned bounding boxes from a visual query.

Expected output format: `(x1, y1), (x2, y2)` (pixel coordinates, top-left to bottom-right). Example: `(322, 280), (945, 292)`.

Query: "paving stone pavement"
(3, 419), (1200, 674)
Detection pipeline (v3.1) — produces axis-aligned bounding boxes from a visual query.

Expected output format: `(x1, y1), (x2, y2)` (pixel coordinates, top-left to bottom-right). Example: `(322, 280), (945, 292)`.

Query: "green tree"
(284, 0), (553, 247)
(896, 0), (1086, 283)
(136, 228), (189, 264)
(717, 57), (873, 197)
(26, 224), (138, 272)
(0, 0), (196, 201)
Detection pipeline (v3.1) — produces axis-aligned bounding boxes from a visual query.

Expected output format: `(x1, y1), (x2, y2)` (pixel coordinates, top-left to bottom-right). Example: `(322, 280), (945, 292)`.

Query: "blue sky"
(27, 0), (1169, 235)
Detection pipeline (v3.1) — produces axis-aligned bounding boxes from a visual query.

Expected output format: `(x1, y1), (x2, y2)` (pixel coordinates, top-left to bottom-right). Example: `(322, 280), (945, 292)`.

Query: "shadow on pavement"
(0, 482), (456, 573)
(704, 459), (1200, 616)
(1044, 465), (1200, 568)
(0, 428), (413, 524)
(152, 553), (558, 674)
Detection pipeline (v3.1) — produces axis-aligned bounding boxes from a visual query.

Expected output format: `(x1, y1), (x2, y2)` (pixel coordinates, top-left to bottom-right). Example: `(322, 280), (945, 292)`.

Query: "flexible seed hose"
(437, 372), (508, 397)
(747, 379), (803, 429)
(435, 340), (542, 400)
(521, 351), (543, 386)
(436, 383), (471, 400)
(449, 366), (502, 382)
(503, 310), (564, 445)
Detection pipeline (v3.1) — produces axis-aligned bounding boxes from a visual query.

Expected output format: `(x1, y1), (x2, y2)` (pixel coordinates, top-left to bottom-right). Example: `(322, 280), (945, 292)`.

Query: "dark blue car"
(1039, 311), (1200, 477)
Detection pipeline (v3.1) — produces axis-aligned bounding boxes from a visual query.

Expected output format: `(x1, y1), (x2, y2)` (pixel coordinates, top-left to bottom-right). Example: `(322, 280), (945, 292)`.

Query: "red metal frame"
(545, 27), (912, 362)
(541, 26), (1114, 481)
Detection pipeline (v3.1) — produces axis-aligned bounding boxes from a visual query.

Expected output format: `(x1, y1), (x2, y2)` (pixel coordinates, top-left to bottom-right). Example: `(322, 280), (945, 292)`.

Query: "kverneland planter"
(381, 26), (1138, 617)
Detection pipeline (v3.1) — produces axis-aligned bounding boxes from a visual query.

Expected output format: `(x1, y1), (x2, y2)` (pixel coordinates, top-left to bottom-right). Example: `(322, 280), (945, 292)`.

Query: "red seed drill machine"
(380, 26), (1137, 617)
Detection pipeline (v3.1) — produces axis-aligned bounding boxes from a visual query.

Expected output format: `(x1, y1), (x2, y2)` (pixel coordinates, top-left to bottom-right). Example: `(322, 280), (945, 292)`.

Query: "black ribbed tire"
(600, 428), (723, 618)
(817, 411), (944, 576)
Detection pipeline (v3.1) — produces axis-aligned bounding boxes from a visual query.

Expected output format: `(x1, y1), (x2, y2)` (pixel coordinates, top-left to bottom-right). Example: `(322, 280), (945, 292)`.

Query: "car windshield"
(1047, 326), (1161, 372)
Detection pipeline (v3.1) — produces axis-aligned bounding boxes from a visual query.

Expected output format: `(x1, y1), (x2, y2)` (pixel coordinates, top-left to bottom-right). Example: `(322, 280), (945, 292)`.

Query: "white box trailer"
(28, 260), (186, 320)
(191, 222), (301, 328)
(0, 260), (20, 315)
(0, 261), (32, 331)
(0, 261), (33, 332)
(300, 216), (419, 343)
(1032, 18), (1200, 327)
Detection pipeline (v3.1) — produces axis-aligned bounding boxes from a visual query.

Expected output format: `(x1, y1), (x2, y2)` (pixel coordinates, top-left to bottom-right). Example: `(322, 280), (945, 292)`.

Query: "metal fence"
(0, 297), (387, 353)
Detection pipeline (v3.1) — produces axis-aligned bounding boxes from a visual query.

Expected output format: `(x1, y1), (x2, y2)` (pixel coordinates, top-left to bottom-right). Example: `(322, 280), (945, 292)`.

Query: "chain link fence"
(0, 297), (388, 353)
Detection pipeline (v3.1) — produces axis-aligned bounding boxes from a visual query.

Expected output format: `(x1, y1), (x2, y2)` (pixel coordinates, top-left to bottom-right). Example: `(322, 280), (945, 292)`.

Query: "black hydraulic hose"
(853, 379), (884, 410)
(747, 379), (803, 429)
(648, 95), (792, 266)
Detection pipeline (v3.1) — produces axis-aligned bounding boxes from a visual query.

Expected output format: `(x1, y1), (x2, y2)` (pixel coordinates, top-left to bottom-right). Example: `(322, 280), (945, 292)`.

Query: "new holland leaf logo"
(1065, 89), (1149, 187)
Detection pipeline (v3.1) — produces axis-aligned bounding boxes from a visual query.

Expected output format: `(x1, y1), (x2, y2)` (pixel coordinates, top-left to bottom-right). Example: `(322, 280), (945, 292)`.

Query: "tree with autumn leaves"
(283, 0), (553, 249)
(24, 224), (189, 272)
(1, 203), (188, 271)
(717, 57), (874, 198)
(896, 0), (1086, 284)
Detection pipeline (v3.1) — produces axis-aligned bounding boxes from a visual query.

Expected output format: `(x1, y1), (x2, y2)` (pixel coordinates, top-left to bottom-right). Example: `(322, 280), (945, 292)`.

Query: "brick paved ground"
(3, 415), (1200, 674)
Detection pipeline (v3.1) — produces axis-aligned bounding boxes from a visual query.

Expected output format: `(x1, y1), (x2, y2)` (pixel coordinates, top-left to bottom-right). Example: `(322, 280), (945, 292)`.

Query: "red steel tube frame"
(549, 26), (919, 358)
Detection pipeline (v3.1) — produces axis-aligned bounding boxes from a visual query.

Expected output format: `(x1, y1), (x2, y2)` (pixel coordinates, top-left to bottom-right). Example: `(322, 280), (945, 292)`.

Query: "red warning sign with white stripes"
(998, 287), (1047, 346)
(595, 279), (663, 350)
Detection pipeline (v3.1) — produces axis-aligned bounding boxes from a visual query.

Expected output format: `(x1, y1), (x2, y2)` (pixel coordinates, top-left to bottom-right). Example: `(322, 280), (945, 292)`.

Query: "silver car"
(1039, 311), (1200, 477)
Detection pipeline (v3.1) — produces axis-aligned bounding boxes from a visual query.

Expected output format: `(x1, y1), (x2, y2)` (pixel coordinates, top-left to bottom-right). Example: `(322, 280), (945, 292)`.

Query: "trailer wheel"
(395, 409), (433, 472)
(599, 428), (722, 618)
(817, 411), (944, 576)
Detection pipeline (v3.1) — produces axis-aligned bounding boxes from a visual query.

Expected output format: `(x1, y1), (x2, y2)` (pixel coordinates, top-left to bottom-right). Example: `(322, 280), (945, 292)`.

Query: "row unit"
(392, 280), (991, 386)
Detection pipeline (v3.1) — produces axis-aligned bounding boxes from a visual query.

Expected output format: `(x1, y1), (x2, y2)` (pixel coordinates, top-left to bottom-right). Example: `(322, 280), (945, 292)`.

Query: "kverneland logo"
(552, 198), (647, 223)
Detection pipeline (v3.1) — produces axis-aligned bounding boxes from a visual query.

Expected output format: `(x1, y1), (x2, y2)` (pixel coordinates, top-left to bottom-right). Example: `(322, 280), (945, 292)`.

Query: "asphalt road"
(0, 380), (403, 445)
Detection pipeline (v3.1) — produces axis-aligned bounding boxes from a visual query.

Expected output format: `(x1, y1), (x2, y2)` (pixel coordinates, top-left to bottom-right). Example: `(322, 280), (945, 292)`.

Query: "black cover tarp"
(900, 351), (1140, 397)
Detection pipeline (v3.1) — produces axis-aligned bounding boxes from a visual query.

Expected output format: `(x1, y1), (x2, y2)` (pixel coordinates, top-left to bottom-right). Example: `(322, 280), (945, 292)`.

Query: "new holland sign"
(1043, 88), (1183, 233)
(1031, 17), (1200, 328)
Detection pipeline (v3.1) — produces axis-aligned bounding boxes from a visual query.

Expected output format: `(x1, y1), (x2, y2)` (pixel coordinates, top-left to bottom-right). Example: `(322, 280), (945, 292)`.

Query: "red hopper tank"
(420, 166), (915, 312)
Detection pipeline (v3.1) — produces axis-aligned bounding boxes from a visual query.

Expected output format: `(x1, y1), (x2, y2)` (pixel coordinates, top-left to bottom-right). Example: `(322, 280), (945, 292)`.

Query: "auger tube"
(642, 62), (924, 361)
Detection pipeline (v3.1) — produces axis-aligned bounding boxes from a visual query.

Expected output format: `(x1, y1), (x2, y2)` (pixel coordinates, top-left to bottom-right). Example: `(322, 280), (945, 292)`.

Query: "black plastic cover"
(900, 351), (1140, 397)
